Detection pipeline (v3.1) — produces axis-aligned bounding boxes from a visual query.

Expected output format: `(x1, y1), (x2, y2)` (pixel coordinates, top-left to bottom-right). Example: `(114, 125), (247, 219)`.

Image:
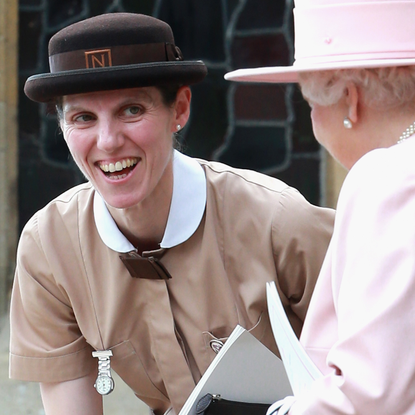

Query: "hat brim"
(25, 61), (207, 102)
(225, 58), (415, 84)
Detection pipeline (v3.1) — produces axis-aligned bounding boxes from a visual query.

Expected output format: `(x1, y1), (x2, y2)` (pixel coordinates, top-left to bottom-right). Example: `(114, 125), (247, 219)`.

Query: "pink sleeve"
(291, 145), (415, 414)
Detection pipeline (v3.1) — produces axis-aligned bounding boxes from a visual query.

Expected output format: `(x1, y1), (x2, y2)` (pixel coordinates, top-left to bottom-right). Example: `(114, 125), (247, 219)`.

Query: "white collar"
(93, 150), (206, 253)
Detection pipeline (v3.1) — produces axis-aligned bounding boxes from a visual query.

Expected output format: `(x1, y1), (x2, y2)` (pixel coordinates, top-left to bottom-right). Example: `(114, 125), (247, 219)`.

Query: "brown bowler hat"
(24, 13), (208, 102)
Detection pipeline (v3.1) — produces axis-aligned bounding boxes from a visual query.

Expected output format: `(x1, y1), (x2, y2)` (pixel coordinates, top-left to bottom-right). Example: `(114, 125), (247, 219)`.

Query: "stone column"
(0, 0), (18, 317)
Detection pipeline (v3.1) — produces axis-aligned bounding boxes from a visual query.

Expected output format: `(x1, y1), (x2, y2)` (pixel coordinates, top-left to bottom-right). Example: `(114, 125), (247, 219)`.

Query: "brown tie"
(119, 249), (172, 280)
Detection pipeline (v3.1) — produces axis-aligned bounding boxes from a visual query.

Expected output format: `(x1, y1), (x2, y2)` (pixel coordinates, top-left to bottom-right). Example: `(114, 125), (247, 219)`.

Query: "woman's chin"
(96, 190), (142, 210)
(105, 198), (140, 210)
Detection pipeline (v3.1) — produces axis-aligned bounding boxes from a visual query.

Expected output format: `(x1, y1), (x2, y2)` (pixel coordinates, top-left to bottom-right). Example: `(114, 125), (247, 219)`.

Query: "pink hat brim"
(225, 58), (415, 84)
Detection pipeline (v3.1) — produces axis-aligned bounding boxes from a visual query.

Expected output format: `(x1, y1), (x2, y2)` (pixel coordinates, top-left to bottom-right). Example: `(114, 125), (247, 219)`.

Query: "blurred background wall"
(0, 0), (18, 319)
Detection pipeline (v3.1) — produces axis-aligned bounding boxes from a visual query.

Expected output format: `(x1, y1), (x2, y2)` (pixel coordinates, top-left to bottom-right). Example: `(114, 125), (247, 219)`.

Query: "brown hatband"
(49, 42), (183, 72)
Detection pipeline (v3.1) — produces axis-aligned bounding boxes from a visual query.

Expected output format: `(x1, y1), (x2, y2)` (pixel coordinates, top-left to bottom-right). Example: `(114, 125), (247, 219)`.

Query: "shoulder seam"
(200, 161), (293, 195)
(43, 183), (93, 208)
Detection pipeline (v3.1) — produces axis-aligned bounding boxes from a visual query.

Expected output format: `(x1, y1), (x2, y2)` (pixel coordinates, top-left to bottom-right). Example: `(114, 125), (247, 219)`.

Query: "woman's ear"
(345, 83), (359, 123)
(174, 86), (191, 130)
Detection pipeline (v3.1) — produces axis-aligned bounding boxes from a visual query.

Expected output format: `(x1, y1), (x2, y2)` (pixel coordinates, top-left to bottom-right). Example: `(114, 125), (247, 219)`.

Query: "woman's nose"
(96, 121), (124, 152)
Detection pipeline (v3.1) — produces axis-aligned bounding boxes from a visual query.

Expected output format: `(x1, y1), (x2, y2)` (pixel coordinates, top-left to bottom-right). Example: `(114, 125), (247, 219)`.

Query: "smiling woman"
(59, 86), (187, 216)
(9, 12), (335, 415)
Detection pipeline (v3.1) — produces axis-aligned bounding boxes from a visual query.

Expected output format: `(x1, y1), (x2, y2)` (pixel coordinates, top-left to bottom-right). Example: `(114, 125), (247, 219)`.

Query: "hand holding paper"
(179, 324), (292, 415)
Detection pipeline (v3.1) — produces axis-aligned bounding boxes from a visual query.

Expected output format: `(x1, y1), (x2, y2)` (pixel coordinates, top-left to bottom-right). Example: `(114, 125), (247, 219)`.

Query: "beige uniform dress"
(9, 151), (334, 414)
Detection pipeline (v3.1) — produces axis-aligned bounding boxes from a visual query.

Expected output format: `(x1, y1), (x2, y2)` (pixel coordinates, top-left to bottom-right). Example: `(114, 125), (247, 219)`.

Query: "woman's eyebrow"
(119, 92), (153, 104)
(62, 104), (90, 114)
(62, 90), (154, 114)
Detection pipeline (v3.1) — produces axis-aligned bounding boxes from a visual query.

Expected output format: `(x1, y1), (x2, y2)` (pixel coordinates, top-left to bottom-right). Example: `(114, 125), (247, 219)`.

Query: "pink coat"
(291, 137), (415, 414)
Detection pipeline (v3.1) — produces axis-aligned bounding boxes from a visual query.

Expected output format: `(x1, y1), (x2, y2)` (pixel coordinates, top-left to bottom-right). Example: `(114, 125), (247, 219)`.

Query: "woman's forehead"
(62, 86), (160, 108)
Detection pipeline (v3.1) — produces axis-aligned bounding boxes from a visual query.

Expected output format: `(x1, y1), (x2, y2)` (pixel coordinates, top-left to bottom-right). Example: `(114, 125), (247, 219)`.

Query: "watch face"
(94, 375), (114, 395)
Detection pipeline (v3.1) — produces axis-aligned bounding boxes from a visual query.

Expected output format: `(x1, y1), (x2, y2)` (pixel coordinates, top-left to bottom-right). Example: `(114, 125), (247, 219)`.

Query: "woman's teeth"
(99, 157), (138, 173)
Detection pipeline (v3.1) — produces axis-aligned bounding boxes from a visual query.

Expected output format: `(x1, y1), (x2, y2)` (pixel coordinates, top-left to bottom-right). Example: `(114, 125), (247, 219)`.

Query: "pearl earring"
(176, 124), (181, 131)
(343, 117), (353, 129)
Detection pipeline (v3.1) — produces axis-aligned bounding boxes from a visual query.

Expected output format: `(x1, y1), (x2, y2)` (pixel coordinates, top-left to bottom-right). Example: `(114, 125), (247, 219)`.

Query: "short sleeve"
(271, 188), (335, 335)
(9, 214), (95, 382)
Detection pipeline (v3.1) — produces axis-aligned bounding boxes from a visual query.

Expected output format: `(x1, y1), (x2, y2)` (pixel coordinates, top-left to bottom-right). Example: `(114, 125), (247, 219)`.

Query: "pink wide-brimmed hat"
(225, 0), (415, 83)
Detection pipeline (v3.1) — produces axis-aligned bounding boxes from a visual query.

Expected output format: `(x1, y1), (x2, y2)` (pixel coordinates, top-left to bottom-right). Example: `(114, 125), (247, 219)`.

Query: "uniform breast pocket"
(109, 340), (169, 404)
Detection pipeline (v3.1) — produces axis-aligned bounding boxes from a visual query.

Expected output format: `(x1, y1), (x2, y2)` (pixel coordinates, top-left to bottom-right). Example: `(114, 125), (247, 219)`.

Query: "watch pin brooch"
(92, 350), (115, 395)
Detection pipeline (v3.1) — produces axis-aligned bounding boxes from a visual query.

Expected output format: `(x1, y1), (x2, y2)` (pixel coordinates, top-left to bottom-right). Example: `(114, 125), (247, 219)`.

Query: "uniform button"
(209, 339), (224, 354)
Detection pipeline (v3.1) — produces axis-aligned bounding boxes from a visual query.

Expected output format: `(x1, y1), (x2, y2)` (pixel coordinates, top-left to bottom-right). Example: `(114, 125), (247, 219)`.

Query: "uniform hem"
(9, 345), (95, 382)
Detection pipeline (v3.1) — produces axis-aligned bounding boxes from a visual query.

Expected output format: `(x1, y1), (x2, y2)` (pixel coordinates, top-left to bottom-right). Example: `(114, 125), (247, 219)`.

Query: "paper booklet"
(266, 281), (323, 396)
(179, 324), (293, 415)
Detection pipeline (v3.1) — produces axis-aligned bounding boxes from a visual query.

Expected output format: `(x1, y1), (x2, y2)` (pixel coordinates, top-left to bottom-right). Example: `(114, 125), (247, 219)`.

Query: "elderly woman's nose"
(96, 122), (124, 152)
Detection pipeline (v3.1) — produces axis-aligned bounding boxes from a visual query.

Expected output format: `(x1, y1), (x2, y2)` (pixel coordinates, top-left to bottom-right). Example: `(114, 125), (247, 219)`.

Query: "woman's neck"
(346, 107), (415, 169)
(106, 164), (174, 253)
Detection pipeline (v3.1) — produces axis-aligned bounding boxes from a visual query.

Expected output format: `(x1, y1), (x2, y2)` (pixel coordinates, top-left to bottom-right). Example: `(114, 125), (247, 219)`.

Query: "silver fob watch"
(92, 350), (115, 395)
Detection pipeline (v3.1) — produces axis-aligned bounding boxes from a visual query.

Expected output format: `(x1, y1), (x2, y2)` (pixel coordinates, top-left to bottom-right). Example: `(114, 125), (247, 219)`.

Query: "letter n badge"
(85, 49), (112, 68)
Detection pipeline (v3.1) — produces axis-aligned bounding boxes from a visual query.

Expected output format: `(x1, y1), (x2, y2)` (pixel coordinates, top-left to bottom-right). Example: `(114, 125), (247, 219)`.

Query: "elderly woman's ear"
(345, 83), (359, 124)
(172, 86), (192, 132)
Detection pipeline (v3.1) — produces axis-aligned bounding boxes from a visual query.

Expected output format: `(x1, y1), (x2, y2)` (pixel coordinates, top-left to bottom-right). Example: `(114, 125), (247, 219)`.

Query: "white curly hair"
(298, 66), (415, 111)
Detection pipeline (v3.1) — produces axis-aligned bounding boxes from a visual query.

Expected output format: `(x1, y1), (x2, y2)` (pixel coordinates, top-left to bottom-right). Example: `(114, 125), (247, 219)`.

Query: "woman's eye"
(124, 106), (142, 116)
(74, 113), (94, 123)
